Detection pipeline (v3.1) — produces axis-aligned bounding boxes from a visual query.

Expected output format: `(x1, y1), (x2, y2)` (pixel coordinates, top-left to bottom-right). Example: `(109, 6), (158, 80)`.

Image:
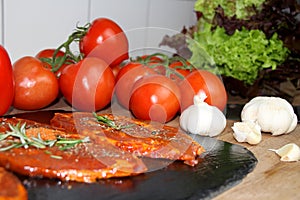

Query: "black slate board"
(10, 110), (257, 200)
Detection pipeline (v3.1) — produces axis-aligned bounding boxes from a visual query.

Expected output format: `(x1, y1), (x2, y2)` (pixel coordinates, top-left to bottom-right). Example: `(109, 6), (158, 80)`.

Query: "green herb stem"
(134, 53), (192, 80)
(93, 112), (133, 130)
(0, 123), (90, 152)
(41, 23), (91, 73)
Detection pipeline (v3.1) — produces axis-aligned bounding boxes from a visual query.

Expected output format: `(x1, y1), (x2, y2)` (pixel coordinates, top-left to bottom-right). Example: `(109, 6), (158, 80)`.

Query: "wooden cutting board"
(214, 120), (300, 200)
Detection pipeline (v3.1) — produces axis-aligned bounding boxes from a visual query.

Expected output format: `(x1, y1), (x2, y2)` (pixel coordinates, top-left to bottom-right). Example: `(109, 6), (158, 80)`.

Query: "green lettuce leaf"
(188, 23), (290, 85)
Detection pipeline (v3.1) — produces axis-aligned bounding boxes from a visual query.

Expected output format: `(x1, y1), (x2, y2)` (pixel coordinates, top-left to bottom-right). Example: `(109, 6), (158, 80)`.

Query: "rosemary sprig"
(56, 136), (90, 151)
(0, 122), (90, 152)
(92, 112), (133, 130)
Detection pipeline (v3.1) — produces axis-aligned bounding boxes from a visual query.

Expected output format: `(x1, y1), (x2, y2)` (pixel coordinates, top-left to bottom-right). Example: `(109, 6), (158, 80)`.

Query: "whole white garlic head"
(232, 121), (262, 145)
(269, 143), (300, 162)
(179, 92), (226, 137)
(241, 96), (297, 136)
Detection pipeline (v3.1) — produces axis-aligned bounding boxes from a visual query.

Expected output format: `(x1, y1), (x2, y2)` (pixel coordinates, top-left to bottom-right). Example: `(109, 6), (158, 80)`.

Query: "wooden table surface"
(6, 99), (300, 200)
(215, 120), (300, 200)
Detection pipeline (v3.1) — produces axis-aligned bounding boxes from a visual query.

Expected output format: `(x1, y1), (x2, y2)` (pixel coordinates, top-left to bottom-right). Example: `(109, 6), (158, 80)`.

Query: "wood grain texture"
(214, 120), (300, 200)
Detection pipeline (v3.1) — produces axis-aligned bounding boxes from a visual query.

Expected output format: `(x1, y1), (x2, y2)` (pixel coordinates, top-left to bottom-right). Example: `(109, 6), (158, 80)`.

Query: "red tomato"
(36, 49), (69, 77)
(137, 56), (193, 80)
(148, 62), (166, 75)
(80, 18), (129, 67)
(138, 55), (163, 63)
(169, 61), (193, 80)
(179, 70), (227, 112)
(0, 45), (14, 116)
(13, 56), (59, 110)
(59, 57), (115, 111)
(36, 48), (65, 62)
(129, 74), (181, 123)
(115, 62), (157, 109)
(138, 55), (166, 75)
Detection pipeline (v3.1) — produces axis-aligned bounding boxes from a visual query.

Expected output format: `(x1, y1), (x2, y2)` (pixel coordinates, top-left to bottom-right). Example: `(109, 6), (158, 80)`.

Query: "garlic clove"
(179, 95), (226, 137)
(207, 106), (227, 137)
(241, 96), (298, 136)
(187, 105), (213, 136)
(232, 121), (262, 145)
(286, 113), (298, 134)
(269, 143), (300, 162)
(241, 96), (268, 122)
(256, 97), (297, 135)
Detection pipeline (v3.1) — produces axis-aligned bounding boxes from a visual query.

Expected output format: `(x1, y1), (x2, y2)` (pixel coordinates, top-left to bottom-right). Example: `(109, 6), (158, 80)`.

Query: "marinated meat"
(0, 117), (147, 183)
(0, 112), (205, 183)
(50, 112), (205, 166)
(0, 167), (27, 200)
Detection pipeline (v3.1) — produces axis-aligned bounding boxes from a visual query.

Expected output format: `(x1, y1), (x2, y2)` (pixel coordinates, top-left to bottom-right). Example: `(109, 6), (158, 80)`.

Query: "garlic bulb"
(241, 96), (298, 136)
(269, 143), (300, 162)
(232, 121), (262, 145)
(179, 92), (226, 137)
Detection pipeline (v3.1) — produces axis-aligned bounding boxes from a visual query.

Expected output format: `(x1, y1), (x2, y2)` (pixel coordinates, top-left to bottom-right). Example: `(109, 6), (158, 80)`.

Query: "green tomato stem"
(50, 23), (90, 72)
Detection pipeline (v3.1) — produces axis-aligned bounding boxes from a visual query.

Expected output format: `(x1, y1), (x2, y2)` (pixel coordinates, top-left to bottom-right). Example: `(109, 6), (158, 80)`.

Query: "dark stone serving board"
(10, 110), (257, 200)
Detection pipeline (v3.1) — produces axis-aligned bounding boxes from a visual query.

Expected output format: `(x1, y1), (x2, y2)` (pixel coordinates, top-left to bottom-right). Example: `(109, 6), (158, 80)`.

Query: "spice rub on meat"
(0, 112), (205, 183)
(0, 117), (147, 183)
(50, 112), (205, 166)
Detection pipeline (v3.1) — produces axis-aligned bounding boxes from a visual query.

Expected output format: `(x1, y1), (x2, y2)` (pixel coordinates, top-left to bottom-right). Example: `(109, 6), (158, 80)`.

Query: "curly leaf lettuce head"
(187, 23), (290, 85)
(194, 0), (266, 21)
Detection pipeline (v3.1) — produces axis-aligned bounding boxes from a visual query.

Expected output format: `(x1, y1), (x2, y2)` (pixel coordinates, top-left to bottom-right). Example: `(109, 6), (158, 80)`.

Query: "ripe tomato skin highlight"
(13, 56), (59, 110)
(129, 74), (181, 123)
(59, 57), (115, 111)
(179, 70), (227, 112)
(115, 62), (157, 109)
(80, 18), (129, 67)
(0, 45), (14, 116)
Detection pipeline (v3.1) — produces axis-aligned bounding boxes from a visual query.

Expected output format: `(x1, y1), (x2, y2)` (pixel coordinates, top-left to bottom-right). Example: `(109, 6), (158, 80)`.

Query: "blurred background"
(0, 0), (197, 62)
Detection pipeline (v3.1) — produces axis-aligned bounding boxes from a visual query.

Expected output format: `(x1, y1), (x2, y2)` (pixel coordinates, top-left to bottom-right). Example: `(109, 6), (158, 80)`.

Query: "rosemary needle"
(93, 112), (133, 130)
(50, 155), (63, 160)
(0, 122), (90, 151)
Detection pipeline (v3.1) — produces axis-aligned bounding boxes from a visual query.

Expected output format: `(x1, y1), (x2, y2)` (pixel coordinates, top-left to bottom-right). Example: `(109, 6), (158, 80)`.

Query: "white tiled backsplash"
(0, 0), (197, 62)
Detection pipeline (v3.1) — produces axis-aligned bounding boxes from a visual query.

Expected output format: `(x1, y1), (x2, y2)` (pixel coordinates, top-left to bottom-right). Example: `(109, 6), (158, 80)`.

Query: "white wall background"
(0, 0), (197, 62)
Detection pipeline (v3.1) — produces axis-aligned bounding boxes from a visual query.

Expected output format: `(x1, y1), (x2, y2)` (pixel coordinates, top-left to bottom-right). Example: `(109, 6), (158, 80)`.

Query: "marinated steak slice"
(50, 112), (205, 166)
(0, 111), (204, 184)
(0, 117), (147, 183)
(0, 167), (27, 200)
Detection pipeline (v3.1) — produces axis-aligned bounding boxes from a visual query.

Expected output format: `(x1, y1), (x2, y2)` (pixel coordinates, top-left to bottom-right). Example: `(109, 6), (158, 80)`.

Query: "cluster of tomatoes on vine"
(0, 17), (227, 123)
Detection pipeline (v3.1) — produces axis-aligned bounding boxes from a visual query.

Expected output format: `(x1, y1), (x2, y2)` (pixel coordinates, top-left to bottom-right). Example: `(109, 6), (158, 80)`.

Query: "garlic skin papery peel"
(241, 96), (298, 136)
(179, 92), (226, 137)
(269, 143), (300, 162)
(232, 121), (262, 145)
